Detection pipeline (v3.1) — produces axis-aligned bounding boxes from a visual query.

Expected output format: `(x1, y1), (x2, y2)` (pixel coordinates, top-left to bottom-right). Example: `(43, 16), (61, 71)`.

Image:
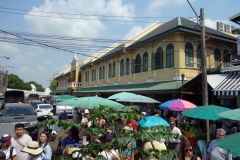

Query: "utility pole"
(200, 8), (210, 142)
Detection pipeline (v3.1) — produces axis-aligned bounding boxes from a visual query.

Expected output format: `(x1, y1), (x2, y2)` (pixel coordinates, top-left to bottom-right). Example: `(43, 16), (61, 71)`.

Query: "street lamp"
(0, 56), (10, 59)
(181, 73), (185, 99)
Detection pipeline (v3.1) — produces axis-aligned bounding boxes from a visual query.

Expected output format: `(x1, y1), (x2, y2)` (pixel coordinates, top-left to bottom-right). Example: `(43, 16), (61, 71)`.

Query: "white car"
(35, 104), (53, 119)
(56, 105), (74, 117)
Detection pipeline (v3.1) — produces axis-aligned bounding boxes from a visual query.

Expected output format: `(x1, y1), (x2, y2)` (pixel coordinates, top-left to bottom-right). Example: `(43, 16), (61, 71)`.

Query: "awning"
(74, 81), (187, 94)
(50, 90), (69, 94)
(213, 72), (240, 96)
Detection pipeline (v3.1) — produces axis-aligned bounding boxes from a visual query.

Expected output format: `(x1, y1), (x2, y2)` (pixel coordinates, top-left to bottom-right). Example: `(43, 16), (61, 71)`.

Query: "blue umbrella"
(138, 116), (170, 128)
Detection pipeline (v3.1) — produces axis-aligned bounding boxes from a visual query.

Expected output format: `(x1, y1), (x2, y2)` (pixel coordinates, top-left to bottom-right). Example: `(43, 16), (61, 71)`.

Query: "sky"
(0, 0), (239, 89)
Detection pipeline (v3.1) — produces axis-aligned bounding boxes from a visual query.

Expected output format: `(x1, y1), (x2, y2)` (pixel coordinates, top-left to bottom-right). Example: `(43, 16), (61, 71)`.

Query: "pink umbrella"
(159, 99), (196, 111)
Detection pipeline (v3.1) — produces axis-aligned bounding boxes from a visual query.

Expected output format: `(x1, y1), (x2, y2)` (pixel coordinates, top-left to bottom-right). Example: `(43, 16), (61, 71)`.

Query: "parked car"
(30, 100), (44, 109)
(0, 103), (38, 140)
(0, 97), (5, 109)
(54, 99), (74, 117)
(35, 104), (53, 120)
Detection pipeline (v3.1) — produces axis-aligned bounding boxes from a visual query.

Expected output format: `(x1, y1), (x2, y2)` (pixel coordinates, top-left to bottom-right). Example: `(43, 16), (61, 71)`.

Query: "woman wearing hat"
(0, 134), (17, 160)
(21, 141), (43, 160)
(189, 119), (204, 139)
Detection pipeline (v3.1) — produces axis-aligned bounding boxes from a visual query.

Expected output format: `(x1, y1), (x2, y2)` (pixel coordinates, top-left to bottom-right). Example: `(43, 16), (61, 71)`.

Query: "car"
(0, 103), (39, 140)
(34, 104), (53, 120)
(54, 99), (74, 117)
(30, 100), (44, 109)
(0, 97), (5, 109)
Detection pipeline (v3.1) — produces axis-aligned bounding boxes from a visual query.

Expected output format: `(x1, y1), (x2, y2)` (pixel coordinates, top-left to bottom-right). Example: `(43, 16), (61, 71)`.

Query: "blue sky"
(0, 0), (239, 88)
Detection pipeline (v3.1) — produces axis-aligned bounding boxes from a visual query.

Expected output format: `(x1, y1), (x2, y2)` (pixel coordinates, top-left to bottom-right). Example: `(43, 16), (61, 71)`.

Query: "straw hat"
(190, 119), (198, 125)
(21, 141), (43, 155)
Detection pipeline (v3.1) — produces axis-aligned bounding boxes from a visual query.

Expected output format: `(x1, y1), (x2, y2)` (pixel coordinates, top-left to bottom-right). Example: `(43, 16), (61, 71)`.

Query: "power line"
(0, 6), (193, 19)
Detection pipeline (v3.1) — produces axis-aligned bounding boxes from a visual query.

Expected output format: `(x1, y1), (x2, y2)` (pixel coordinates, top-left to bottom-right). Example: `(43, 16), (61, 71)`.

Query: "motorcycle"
(44, 112), (57, 141)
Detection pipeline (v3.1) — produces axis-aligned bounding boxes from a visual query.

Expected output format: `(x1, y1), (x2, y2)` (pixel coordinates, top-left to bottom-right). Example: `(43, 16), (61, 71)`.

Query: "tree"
(50, 79), (57, 91)
(40, 106), (180, 160)
(7, 74), (45, 91)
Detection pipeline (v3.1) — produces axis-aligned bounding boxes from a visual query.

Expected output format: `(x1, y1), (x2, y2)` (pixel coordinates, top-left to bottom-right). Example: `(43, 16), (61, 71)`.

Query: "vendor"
(189, 119), (204, 139)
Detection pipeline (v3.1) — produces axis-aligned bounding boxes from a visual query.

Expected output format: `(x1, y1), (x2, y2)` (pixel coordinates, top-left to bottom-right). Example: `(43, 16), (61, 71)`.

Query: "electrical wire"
(0, 7), (194, 19)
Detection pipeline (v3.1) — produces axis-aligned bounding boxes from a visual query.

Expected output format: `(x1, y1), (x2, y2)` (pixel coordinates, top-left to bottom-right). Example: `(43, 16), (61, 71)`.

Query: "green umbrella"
(217, 109), (240, 121)
(117, 95), (160, 103)
(107, 92), (137, 100)
(51, 95), (76, 100)
(217, 133), (240, 156)
(56, 96), (125, 111)
(182, 105), (230, 120)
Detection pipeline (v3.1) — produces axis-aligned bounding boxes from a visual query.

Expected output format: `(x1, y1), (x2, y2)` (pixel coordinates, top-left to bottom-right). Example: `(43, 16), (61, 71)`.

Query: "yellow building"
(52, 17), (238, 103)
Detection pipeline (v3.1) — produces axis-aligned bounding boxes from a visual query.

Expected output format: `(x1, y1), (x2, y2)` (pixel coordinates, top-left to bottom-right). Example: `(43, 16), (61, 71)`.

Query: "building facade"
(52, 17), (238, 104)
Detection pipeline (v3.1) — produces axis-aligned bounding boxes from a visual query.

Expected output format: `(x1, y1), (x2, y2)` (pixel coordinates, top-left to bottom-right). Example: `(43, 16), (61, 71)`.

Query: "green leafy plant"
(39, 105), (180, 160)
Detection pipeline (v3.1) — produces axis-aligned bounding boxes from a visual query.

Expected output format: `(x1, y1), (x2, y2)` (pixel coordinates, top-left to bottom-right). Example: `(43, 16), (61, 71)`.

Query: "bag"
(0, 146), (14, 159)
(14, 137), (25, 148)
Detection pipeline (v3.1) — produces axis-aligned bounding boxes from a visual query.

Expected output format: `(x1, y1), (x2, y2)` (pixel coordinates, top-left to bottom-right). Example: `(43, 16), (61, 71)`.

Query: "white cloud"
(45, 59), (52, 64)
(0, 42), (20, 54)
(19, 66), (34, 73)
(147, 0), (195, 12)
(124, 26), (144, 40)
(205, 18), (229, 30)
(37, 65), (45, 71)
(12, 54), (25, 64)
(24, 0), (135, 38)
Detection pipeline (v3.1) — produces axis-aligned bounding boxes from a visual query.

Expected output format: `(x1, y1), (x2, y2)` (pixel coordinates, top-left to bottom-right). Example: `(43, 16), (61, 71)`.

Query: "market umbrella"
(159, 99), (196, 111)
(217, 132), (240, 156)
(182, 105), (231, 120)
(56, 96), (125, 111)
(107, 92), (137, 100)
(138, 116), (170, 127)
(117, 95), (160, 103)
(217, 108), (240, 121)
(51, 95), (76, 100)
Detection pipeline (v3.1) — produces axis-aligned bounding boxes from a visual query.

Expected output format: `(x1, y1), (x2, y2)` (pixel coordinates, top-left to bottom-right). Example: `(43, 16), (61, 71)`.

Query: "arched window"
(214, 48), (221, 68)
(78, 72), (82, 82)
(197, 45), (201, 68)
(103, 66), (105, 79)
(185, 43), (194, 67)
(143, 52), (148, 72)
(92, 69), (94, 81)
(99, 67), (102, 79)
(108, 63), (112, 78)
(87, 71), (89, 82)
(85, 71), (88, 82)
(112, 62), (116, 77)
(166, 44), (174, 68)
(126, 58), (130, 75)
(120, 59), (124, 76)
(135, 54), (141, 73)
(156, 47), (163, 69)
(224, 50), (230, 67)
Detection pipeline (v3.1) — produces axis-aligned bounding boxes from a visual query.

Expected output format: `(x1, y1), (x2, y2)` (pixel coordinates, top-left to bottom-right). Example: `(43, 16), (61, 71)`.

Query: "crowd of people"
(1, 105), (239, 160)
(0, 124), (52, 160)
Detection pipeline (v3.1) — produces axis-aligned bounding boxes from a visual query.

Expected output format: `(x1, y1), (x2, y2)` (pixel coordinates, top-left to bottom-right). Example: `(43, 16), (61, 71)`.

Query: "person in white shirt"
(21, 141), (43, 160)
(168, 119), (182, 151)
(10, 123), (32, 160)
(0, 134), (17, 160)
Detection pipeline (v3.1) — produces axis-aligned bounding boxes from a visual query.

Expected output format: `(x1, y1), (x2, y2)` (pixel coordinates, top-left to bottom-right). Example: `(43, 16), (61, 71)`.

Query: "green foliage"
(50, 79), (57, 91)
(40, 106), (181, 160)
(7, 74), (45, 91)
(179, 120), (190, 135)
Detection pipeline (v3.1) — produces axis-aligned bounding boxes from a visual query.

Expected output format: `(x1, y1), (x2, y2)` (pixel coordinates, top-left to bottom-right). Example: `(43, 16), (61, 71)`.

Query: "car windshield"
(4, 107), (34, 116)
(39, 105), (52, 109)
